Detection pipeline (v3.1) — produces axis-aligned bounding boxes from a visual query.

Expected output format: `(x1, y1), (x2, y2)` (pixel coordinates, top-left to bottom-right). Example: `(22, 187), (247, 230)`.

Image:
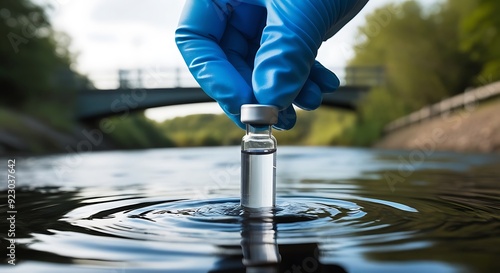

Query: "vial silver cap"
(241, 104), (279, 125)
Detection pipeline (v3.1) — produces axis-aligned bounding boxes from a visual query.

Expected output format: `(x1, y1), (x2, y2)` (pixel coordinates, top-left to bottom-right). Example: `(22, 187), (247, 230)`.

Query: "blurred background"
(1, 0), (499, 155)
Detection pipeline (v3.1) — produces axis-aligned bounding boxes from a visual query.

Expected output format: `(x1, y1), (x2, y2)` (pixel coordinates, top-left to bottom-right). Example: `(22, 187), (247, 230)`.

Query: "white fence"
(384, 81), (500, 133)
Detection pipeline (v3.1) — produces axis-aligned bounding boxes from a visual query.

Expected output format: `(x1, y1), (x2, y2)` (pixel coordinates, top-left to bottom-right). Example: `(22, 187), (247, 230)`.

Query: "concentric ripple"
(6, 147), (500, 273)
(61, 195), (415, 246)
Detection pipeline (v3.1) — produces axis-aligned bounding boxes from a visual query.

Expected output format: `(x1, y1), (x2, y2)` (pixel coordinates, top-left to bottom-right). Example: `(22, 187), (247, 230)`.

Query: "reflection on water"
(1, 147), (500, 272)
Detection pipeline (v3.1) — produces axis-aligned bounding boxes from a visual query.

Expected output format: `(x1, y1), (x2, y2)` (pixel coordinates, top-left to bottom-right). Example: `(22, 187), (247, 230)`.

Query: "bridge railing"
(85, 66), (384, 90)
(383, 81), (500, 133)
(86, 67), (198, 90)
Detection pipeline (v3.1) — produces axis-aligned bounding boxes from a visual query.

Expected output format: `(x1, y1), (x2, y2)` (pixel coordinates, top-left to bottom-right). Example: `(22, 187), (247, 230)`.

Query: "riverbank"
(3, 98), (499, 156)
(0, 108), (172, 156)
(375, 98), (500, 153)
(1, 106), (355, 155)
(0, 108), (115, 156)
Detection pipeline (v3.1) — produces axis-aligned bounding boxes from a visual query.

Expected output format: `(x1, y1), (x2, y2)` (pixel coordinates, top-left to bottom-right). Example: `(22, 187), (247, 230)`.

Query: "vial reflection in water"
(240, 105), (278, 209)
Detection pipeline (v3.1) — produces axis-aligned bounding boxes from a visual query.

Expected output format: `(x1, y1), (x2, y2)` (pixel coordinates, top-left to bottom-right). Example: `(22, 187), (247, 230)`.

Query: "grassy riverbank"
(0, 108), (173, 156)
(158, 107), (356, 147)
(0, 106), (356, 155)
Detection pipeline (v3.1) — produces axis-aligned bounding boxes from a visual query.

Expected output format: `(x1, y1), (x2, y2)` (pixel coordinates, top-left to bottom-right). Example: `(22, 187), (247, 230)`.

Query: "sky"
(40, 0), (438, 122)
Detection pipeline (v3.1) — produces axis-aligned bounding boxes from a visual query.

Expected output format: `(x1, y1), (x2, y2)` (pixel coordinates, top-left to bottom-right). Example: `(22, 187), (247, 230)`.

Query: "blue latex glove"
(176, 0), (368, 130)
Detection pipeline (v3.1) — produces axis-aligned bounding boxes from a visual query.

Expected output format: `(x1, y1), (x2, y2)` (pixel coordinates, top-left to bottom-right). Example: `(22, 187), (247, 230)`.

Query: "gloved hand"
(176, 0), (368, 130)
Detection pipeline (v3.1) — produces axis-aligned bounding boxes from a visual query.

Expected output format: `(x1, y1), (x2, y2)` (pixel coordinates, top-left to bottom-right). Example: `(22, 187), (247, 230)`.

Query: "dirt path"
(375, 98), (500, 153)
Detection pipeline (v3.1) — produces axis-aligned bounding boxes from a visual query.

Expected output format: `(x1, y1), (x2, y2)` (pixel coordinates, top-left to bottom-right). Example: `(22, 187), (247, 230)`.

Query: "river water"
(1, 147), (499, 272)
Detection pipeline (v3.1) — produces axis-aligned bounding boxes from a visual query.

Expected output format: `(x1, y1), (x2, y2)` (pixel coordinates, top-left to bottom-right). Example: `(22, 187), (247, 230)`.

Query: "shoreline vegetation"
(2, 99), (499, 156)
(0, 107), (356, 155)
(1, 0), (499, 155)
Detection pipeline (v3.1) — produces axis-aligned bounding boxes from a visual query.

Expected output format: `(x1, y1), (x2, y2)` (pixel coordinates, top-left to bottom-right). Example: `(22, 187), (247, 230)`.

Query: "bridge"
(77, 66), (384, 120)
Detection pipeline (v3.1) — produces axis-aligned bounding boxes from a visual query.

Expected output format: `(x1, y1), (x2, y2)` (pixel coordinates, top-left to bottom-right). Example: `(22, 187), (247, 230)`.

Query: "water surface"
(1, 147), (499, 272)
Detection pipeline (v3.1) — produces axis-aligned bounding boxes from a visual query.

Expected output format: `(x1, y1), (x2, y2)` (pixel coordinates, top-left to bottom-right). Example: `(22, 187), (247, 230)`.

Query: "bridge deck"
(77, 86), (370, 120)
(77, 66), (382, 120)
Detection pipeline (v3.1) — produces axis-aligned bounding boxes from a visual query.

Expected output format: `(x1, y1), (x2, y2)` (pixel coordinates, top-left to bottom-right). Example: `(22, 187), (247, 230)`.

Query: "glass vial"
(240, 104), (278, 209)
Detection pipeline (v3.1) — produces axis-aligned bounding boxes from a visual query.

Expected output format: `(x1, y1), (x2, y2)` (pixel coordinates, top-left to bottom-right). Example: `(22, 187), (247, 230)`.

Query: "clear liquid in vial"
(241, 149), (276, 208)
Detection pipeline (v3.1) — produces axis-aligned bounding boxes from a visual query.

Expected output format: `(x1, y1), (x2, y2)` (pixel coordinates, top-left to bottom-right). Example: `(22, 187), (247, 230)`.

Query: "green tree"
(461, 0), (500, 82)
(158, 108), (355, 147)
(0, 0), (90, 128)
(106, 112), (175, 149)
(345, 0), (480, 145)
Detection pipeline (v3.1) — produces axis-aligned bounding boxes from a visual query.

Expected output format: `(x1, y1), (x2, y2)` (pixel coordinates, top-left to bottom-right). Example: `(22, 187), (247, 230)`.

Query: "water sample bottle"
(240, 104), (278, 209)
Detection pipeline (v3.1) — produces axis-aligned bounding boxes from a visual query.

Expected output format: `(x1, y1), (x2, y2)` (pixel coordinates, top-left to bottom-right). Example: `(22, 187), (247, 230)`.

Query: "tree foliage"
(344, 0), (490, 146)
(0, 0), (90, 127)
(461, 0), (500, 82)
(158, 108), (355, 147)
(105, 112), (175, 149)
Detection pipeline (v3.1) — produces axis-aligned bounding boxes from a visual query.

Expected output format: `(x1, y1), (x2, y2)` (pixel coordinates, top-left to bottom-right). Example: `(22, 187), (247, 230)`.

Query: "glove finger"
(219, 23), (262, 127)
(220, 106), (246, 129)
(220, 24), (254, 86)
(294, 61), (340, 111)
(253, 2), (328, 110)
(274, 105), (297, 131)
(310, 61), (340, 93)
(175, 0), (253, 117)
(293, 79), (323, 111)
(324, 0), (369, 40)
(253, 0), (367, 108)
